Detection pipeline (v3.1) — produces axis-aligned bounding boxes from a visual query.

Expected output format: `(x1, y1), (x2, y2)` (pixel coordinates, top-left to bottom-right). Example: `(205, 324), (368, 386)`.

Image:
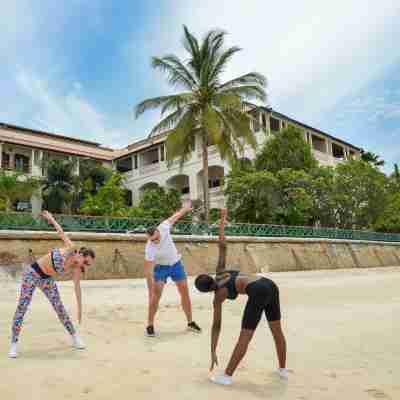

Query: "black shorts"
(241, 278), (281, 330)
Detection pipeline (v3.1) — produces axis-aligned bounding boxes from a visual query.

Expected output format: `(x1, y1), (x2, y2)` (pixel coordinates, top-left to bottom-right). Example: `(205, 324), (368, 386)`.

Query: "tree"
(225, 170), (278, 223)
(226, 168), (316, 225)
(126, 187), (182, 220)
(273, 169), (315, 226)
(332, 159), (388, 229)
(135, 25), (267, 221)
(80, 173), (127, 216)
(361, 151), (385, 167)
(72, 159), (112, 212)
(0, 170), (41, 212)
(307, 167), (337, 227)
(42, 159), (76, 213)
(255, 125), (318, 173)
(374, 193), (400, 233)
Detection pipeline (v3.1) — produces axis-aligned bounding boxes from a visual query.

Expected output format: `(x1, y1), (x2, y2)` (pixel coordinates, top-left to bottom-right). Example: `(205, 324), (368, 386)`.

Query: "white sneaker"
(72, 334), (86, 350)
(276, 368), (289, 380)
(8, 343), (18, 359)
(210, 374), (233, 386)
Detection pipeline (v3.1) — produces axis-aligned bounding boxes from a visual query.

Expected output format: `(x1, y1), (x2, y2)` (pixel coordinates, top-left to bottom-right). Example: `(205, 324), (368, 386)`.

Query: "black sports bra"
(217, 270), (240, 300)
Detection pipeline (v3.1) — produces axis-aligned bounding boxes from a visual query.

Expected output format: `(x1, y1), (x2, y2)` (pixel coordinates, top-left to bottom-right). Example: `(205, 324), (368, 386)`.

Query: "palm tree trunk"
(201, 134), (210, 223)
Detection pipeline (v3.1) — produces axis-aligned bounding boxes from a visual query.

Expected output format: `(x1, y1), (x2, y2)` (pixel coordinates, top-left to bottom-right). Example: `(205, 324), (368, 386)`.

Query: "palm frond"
(218, 72), (267, 91)
(149, 108), (186, 136)
(210, 46), (242, 83)
(218, 84), (267, 103)
(183, 25), (201, 74)
(203, 105), (223, 145)
(160, 55), (198, 88)
(151, 57), (196, 90)
(135, 94), (185, 118)
(165, 110), (196, 166)
(160, 93), (194, 115)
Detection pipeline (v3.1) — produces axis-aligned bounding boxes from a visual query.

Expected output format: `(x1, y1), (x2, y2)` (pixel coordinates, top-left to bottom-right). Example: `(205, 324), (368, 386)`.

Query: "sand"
(1, 267), (399, 400)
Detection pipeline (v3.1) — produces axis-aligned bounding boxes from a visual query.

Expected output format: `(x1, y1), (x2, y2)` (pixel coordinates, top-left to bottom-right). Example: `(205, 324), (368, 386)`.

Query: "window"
(332, 143), (345, 159)
(124, 190), (133, 207)
(134, 154), (138, 169)
(209, 177), (222, 189)
(281, 121), (286, 129)
(311, 135), (327, 153)
(251, 111), (260, 132)
(116, 157), (133, 173)
(160, 144), (165, 162)
(15, 154), (30, 173)
(1, 152), (10, 169)
(261, 113), (267, 131)
(181, 186), (190, 194)
(270, 117), (280, 132)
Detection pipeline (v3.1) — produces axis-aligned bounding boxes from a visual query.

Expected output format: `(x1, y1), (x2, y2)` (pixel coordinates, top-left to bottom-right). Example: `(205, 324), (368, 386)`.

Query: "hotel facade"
(0, 106), (362, 214)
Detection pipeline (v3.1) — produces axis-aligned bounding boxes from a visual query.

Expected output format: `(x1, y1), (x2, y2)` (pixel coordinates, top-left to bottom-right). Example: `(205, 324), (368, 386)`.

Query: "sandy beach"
(1, 267), (399, 400)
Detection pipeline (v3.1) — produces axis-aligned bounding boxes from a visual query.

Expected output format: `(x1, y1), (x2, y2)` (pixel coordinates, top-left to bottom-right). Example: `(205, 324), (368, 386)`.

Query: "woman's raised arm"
(41, 211), (74, 249)
(216, 208), (228, 275)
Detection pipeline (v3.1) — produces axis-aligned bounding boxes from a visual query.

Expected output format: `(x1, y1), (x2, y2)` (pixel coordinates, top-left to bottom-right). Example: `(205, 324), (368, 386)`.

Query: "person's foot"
(276, 368), (289, 380)
(8, 343), (18, 359)
(187, 321), (201, 333)
(72, 334), (86, 350)
(210, 374), (233, 386)
(146, 325), (156, 337)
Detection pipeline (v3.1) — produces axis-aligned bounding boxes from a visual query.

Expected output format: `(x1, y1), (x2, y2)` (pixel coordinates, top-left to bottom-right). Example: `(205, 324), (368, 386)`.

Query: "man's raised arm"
(165, 200), (193, 226)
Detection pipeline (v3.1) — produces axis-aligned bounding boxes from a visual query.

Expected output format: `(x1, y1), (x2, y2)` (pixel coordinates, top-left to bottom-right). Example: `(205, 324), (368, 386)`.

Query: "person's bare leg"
(269, 320), (286, 368)
(148, 281), (164, 326)
(225, 329), (255, 376)
(175, 279), (192, 323)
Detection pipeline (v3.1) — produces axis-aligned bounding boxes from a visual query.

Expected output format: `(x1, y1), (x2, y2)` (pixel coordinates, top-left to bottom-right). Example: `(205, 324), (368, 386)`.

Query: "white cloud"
(1, 0), (399, 153)
(15, 70), (127, 148)
(145, 0), (400, 123)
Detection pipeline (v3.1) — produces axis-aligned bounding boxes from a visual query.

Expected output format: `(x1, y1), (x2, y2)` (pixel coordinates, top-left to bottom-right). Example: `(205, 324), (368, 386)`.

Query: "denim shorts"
(153, 260), (187, 283)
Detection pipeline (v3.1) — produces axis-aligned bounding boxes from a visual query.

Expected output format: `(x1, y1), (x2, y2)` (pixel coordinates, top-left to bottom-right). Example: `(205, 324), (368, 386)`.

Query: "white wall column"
(9, 150), (15, 170)
(31, 149), (43, 177)
(189, 173), (198, 201)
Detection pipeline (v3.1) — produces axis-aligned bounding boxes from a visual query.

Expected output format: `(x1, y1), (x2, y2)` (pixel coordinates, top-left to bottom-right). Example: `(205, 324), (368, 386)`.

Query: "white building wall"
(122, 121), (355, 209)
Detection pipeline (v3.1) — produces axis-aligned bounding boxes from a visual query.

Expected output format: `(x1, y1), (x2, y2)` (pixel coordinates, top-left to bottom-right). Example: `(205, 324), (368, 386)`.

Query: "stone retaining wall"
(0, 231), (399, 280)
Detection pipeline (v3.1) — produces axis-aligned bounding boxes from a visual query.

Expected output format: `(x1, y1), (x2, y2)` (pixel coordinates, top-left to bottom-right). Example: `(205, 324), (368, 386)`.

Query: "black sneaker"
(146, 325), (156, 337)
(187, 321), (202, 333)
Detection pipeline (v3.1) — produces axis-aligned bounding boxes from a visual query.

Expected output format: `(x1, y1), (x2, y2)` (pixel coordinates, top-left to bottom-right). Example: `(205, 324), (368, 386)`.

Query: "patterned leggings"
(11, 266), (76, 343)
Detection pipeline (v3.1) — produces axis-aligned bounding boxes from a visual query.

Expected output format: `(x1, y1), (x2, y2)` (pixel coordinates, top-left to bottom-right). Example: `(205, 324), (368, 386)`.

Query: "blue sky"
(1, 1), (399, 173)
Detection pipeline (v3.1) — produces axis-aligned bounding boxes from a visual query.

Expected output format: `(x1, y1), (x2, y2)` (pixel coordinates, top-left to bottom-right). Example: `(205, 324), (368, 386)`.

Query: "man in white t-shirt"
(144, 200), (201, 337)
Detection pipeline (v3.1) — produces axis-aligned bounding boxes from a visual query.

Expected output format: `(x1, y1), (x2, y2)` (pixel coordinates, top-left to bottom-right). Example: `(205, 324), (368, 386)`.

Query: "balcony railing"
(0, 212), (399, 242)
(139, 163), (161, 175)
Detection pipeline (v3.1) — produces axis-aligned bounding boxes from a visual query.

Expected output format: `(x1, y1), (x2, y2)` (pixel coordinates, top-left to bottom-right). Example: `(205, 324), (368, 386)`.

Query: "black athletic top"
(217, 270), (240, 300)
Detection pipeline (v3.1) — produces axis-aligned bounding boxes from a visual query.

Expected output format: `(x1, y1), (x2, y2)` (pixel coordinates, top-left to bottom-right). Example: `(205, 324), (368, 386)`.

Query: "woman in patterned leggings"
(8, 211), (95, 359)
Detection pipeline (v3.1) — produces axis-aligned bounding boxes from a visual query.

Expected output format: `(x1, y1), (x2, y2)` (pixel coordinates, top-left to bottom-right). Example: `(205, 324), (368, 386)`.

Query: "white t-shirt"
(145, 221), (181, 266)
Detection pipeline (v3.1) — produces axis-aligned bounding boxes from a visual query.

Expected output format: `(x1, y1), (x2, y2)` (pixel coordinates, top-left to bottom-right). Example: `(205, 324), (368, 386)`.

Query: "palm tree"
(0, 170), (41, 212)
(42, 159), (76, 213)
(361, 151), (385, 167)
(135, 26), (267, 221)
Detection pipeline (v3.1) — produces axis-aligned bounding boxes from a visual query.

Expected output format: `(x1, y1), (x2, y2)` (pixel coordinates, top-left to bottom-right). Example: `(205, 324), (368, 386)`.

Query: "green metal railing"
(0, 212), (399, 242)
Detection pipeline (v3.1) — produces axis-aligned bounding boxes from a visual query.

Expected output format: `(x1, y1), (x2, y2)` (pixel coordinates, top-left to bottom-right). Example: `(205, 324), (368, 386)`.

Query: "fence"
(0, 212), (399, 242)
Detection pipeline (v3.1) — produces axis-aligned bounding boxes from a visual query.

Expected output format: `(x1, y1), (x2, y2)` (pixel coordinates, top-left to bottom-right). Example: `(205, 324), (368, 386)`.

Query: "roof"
(0, 122), (101, 147)
(261, 107), (363, 151)
(0, 124), (115, 161)
(1, 105), (363, 162)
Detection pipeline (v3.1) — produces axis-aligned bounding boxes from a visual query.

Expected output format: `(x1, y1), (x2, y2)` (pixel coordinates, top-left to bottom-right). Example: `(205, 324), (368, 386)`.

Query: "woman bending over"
(195, 208), (288, 385)
(8, 211), (95, 358)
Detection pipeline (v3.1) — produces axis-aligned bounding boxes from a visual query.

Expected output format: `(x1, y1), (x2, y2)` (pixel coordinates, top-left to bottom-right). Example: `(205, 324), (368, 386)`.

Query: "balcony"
(139, 162), (160, 175)
(1, 156), (31, 175)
